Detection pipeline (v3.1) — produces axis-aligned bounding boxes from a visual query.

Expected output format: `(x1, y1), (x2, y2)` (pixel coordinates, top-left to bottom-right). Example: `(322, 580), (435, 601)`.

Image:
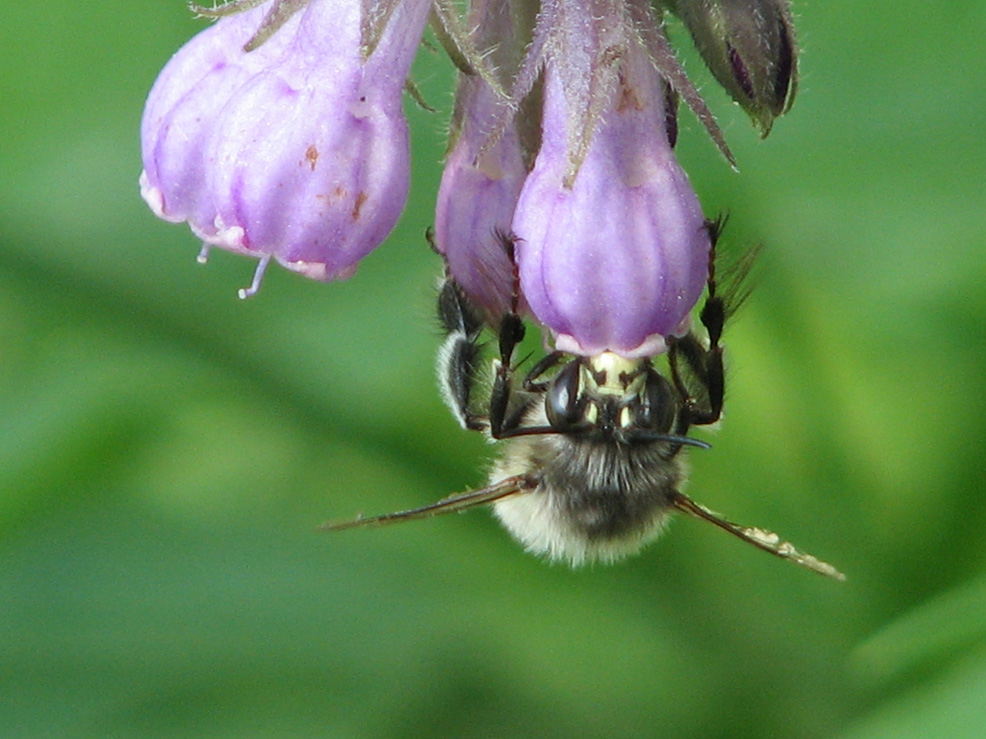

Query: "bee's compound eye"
(546, 360), (584, 430)
(635, 369), (676, 431)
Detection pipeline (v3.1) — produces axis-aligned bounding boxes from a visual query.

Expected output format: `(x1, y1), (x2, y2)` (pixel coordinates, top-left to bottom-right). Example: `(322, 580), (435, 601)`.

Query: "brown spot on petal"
(317, 186), (347, 203)
(305, 145), (319, 171)
(616, 69), (643, 113)
(351, 191), (368, 220)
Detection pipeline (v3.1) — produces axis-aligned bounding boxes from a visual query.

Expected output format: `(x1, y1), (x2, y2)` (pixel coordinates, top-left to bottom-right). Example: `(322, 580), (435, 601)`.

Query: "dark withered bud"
(670, 0), (799, 136)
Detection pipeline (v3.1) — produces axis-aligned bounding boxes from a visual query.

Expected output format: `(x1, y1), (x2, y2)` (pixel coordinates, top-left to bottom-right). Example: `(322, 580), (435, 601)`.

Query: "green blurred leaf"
(852, 573), (986, 686)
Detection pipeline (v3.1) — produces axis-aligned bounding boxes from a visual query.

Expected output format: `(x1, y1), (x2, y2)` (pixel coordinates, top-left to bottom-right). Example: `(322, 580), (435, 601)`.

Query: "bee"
(325, 224), (843, 579)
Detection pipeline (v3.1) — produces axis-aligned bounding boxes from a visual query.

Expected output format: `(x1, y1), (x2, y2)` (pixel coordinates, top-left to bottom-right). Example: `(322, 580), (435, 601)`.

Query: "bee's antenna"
(320, 475), (534, 531)
(630, 432), (712, 449)
(671, 492), (845, 580)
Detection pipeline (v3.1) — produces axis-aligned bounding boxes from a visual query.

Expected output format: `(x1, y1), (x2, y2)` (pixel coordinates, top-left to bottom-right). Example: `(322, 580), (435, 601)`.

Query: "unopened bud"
(671, 0), (798, 136)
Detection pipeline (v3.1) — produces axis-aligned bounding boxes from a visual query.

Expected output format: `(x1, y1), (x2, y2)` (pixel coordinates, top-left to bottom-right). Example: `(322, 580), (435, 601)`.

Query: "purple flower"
(429, 0), (727, 356)
(511, 23), (711, 357)
(432, 0), (530, 320)
(140, 0), (432, 296)
(141, 0), (798, 314)
(140, 4), (298, 242)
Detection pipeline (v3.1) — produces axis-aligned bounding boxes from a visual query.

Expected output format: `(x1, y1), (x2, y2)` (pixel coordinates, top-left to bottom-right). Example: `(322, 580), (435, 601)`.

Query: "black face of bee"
(325, 224), (843, 579)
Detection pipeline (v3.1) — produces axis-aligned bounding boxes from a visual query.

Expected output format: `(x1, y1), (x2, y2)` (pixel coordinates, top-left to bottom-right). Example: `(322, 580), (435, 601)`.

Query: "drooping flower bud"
(669, 0), (798, 136)
(432, 0), (533, 320)
(140, 4), (299, 242)
(512, 40), (711, 358)
(140, 0), (432, 295)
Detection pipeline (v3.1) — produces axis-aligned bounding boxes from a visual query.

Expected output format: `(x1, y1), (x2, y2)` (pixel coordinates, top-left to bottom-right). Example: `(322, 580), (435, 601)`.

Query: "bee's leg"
(668, 219), (726, 428)
(488, 231), (533, 439)
(521, 351), (568, 392)
(670, 219), (759, 430)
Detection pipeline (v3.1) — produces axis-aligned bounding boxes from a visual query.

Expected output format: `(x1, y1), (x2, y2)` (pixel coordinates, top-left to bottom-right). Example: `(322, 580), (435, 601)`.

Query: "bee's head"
(543, 352), (704, 447)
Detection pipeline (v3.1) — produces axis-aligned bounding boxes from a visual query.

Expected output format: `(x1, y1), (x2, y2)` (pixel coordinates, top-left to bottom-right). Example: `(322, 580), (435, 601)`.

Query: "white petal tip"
(139, 173), (168, 218)
(277, 258), (359, 282)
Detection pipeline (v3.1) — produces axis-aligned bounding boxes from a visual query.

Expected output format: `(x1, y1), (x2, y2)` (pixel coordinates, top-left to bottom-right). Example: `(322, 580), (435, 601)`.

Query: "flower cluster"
(140, 0), (797, 351)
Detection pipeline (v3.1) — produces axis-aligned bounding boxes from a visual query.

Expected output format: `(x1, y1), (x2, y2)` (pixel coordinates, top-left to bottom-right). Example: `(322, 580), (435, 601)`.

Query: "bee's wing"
(671, 492), (845, 580)
(320, 475), (532, 531)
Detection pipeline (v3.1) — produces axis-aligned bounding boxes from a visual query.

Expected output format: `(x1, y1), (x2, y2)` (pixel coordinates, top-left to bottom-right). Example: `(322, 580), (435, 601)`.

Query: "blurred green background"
(2, 1), (984, 736)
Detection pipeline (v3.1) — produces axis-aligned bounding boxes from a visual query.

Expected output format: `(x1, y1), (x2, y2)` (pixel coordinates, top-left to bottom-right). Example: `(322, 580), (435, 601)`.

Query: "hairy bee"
(325, 226), (842, 579)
